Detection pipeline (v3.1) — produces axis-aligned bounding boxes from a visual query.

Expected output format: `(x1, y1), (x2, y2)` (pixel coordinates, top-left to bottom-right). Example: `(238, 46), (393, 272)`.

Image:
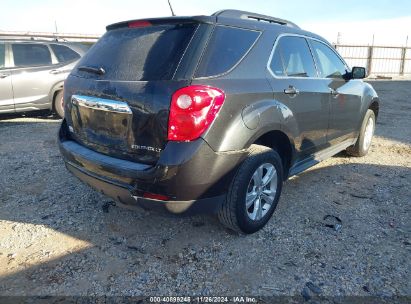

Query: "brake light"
(168, 85), (225, 141)
(128, 20), (151, 28)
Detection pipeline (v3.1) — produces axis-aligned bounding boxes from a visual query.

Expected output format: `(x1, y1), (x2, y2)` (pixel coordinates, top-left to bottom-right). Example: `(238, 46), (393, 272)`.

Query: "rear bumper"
(58, 120), (247, 214)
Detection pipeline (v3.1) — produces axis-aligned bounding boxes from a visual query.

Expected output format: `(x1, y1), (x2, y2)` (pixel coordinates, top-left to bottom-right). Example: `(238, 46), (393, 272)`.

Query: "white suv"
(0, 40), (88, 117)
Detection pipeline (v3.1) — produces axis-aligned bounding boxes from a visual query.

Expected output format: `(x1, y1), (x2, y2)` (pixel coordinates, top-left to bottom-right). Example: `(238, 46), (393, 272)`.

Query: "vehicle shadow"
(0, 160), (409, 296)
(0, 110), (61, 123)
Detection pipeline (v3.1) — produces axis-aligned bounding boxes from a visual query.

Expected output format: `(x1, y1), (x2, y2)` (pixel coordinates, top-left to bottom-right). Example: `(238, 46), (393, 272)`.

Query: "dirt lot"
(0, 81), (410, 300)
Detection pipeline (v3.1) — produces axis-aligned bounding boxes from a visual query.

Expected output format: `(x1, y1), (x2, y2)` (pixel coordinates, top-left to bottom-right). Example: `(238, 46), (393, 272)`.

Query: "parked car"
(59, 10), (380, 233)
(0, 40), (88, 117)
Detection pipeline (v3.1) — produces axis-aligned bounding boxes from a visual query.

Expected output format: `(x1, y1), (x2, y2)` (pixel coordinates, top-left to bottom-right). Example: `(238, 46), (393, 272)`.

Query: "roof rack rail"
(212, 10), (300, 29)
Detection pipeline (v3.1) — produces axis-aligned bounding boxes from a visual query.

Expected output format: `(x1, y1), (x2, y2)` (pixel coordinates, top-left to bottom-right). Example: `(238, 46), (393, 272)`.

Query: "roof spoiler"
(212, 9), (300, 29)
(106, 16), (214, 31)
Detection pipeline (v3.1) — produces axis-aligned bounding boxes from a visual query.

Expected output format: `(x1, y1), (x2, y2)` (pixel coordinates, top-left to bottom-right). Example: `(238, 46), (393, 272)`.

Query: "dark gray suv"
(0, 40), (88, 117)
(59, 10), (380, 233)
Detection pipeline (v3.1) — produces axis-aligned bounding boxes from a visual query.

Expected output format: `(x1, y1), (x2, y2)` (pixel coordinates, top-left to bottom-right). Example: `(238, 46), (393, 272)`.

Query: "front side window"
(50, 44), (80, 63)
(270, 36), (316, 77)
(310, 40), (347, 78)
(12, 44), (52, 67)
(0, 43), (5, 68)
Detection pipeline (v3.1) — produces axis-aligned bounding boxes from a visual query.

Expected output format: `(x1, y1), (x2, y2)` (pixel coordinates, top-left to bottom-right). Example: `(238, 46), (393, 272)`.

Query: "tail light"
(168, 85), (225, 141)
(128, 20), (151, 28)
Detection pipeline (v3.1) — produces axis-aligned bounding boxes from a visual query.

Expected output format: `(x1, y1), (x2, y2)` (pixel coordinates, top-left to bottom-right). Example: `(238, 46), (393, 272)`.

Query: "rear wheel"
(346, 109), (375, 157)
(53, 90), (64, 118)
(218, 144), (283, 234)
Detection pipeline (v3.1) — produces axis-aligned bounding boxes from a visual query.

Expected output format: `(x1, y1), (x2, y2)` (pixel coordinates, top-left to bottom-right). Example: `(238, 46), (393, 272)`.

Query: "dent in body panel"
(241, 99), (293, 131)
(208, 95), (294, 152)
(195, 77), (280, 152)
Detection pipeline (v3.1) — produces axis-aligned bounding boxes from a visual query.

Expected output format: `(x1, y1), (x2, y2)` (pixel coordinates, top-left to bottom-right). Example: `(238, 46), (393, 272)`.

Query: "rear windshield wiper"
(78, 66), (106, 75)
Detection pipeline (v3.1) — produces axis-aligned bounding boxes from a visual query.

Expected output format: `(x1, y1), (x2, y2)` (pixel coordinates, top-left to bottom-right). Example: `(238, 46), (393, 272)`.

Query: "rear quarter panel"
(193, 30), (296, 152)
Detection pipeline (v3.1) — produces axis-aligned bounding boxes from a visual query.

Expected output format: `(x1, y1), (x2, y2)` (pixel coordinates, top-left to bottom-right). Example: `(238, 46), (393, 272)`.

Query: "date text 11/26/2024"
(149, 296), (258, 303)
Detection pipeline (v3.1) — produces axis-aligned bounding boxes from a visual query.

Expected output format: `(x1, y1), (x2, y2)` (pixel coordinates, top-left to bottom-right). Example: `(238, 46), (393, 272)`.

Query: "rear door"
(309, 40), (363, 144)
(267, 35), (330, 159)
(10, 43), (57, 110)
(64, 22), (204, 165)
(0, 42), (14, 113)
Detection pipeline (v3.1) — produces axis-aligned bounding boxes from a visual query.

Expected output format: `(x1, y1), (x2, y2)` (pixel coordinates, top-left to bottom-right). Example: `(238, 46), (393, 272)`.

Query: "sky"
(1, 0), (411, 46)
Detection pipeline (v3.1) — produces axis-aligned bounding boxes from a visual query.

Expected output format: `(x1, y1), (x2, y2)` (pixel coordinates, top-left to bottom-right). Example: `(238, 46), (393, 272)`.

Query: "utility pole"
(336, 32), (341, 45)
(54, 20), (59, 41)
(167, 0), (175, 16)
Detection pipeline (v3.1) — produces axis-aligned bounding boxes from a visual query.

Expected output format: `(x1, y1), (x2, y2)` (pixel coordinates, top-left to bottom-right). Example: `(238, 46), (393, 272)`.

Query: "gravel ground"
(0, 81), (410, 300)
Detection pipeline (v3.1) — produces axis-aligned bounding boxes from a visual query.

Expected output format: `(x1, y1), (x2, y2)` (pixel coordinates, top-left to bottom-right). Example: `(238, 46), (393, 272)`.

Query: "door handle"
(0, 73), (9, 79)
(330, 89), (339, 98)
(50, 69), (60, 75)
(284, 85), (300, 96)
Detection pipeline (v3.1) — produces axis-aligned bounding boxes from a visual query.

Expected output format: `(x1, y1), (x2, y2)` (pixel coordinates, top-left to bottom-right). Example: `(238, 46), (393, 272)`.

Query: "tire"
(218, 144), (283, 234)
(346, 109), (376, 157)
(53, 90), (64, 118)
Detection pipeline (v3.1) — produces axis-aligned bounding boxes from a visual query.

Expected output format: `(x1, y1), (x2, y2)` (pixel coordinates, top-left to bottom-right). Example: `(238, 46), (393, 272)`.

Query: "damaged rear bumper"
(58, 120), (247, 214)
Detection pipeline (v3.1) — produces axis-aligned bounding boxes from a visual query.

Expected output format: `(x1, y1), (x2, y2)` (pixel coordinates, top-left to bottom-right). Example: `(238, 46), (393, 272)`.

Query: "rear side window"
(270, 36), (316, 77)
(12, 44), (52, 67)
(50, 44), (80, 63)
(310, 40), (347, 78)
(195, 26), (260, 77)
(75, 23), (197, 81)
(0, 43), (5, 68)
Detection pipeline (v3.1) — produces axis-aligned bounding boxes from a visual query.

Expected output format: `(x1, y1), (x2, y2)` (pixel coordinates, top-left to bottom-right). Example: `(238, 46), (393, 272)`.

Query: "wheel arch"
(252, 129), (295, 179)
(369, 98), (379, 120)
(357, 82), (380, 130)
(48, 81), (64, 110)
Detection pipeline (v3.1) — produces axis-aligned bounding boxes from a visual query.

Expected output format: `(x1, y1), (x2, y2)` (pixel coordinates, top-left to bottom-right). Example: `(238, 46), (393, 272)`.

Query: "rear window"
(50, 44), (80, 63)
(12, 44), (52, 67)
(0, 43), (5, 68)
(195, 26), (260, 78)
(75, 23), (197, 81)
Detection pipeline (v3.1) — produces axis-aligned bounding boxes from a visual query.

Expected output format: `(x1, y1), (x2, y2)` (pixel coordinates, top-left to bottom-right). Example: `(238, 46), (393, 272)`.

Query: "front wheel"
(218, 144), (283, 234)
(346, 109), (376, 157)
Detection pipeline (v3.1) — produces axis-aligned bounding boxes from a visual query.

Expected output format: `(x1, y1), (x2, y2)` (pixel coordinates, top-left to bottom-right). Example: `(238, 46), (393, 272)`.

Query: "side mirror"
(351, 66), (367, 79)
